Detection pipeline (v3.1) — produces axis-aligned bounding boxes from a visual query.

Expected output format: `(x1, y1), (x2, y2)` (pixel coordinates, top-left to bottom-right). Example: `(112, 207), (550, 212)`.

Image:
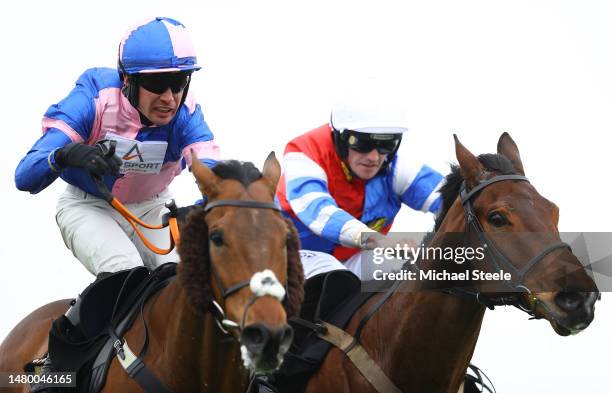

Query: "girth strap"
(113, 338), (173, 393)
(317, 322), (401, 393)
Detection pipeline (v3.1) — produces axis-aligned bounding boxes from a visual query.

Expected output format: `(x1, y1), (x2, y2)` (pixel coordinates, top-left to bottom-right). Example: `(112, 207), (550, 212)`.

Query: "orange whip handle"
(110, 198), (181, 255)
(92, 140), (181, 255)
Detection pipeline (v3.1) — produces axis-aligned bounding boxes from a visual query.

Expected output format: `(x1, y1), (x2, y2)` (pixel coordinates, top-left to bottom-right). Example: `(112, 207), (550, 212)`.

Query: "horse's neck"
(366, 290), (485, 390)
(358, 231), (486, 392)
(142, 280), (248, 392)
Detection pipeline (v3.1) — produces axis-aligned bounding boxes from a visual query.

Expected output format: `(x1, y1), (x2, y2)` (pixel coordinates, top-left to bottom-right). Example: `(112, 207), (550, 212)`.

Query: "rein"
(100, 175), (286, 392)
(356, 174), (571, 336)
(96, 167), (284, 336)
(92, 140), (181, 255)
(93, 140), (285, 336)
(302, 174), (566, 393)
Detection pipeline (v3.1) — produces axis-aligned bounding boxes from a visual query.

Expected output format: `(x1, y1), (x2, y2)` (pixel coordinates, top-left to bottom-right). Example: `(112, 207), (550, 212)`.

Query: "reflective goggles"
(136, 71), (192, 94)
(345, 131), (401, 154)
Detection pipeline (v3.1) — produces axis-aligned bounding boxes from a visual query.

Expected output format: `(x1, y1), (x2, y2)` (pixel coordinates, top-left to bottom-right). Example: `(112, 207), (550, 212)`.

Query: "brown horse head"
(178, 153), (304, 373)
(436, 133), (598, 336)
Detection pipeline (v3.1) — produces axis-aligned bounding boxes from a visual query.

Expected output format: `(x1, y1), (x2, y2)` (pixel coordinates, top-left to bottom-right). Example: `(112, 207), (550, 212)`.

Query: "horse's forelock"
(212, 160), (263, 186)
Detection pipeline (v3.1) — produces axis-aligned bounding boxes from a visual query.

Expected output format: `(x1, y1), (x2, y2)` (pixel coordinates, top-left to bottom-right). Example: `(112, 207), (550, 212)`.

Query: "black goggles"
(345, 132), (401, 154)
(135, 71), (192, 94)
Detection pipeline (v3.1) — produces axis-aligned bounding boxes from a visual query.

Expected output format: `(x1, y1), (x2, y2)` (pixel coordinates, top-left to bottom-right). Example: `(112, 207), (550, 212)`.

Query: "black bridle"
(345, 173), (575, 356)
(455, 174), (571, 312)
(203, 199), (286, 335)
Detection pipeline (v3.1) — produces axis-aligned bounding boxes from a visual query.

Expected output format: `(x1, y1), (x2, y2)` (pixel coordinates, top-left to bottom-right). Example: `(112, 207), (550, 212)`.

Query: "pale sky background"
(1, 1), (611, 392)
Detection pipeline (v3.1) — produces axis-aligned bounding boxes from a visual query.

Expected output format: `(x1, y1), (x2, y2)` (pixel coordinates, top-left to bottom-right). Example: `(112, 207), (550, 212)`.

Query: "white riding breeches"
(299, 249), (404, 280)
(56, 185), (179, 275)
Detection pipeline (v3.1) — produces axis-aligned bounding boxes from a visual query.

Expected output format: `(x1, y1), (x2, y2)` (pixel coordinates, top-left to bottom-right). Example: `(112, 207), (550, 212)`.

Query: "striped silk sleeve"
(392, 155), (445, 213)
(284, 152), (370, 247)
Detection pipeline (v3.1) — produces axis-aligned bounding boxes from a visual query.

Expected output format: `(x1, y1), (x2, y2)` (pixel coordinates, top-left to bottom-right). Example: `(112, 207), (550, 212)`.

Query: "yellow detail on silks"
(47, 150), (61, 173)
(341, 161), (352, 182)
(367, 217), (387, 232)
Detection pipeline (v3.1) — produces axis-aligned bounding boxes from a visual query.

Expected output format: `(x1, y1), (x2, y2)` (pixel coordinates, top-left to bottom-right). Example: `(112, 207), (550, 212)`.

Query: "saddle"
(44, 263), (177, 393)
(265, 270), (376, 393)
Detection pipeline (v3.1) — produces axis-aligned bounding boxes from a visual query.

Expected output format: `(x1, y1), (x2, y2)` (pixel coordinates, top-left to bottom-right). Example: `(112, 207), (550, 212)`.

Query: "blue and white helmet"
(118, 17), (201, 75)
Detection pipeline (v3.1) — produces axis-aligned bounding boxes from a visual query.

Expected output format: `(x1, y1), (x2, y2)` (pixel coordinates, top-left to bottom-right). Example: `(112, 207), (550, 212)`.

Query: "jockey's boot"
(29, 355), (59, 393)
(29, 295), (85, 393)
(30, 272), (113, 393)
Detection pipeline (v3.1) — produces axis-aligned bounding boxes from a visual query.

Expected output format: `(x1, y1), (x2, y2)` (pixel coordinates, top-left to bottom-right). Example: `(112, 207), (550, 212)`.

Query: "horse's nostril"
(555, 291), (584, 312)
(241, 324), (294, 359)
(241, 325), (269, 355)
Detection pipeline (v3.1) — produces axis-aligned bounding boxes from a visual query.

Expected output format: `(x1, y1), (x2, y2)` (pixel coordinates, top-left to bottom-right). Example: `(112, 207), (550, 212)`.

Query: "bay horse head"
(178, 153), (304, 373)
(438, 132), (599, 335)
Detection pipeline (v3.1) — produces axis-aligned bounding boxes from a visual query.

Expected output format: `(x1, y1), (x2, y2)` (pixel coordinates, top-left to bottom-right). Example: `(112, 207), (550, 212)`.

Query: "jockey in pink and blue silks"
(15, 17), (219, 276)
(15, 17), (220, 393)
(276, 101), (444, 280)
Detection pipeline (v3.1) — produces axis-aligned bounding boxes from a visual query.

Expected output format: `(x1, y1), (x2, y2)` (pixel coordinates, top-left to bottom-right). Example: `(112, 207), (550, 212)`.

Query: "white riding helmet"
(330, 99), (409, 134)
(330, 95), (409, 162)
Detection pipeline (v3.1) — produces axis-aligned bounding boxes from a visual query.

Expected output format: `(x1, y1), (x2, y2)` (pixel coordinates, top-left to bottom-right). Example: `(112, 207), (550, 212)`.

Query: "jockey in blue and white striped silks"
(277, 104), (444, 279)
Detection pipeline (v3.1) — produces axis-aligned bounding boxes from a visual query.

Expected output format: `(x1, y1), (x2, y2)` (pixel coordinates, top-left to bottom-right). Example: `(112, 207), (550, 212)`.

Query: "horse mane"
(284, 218), (305, 317)
(177, 207), (212, 314)
(433, 153), (518, 231)
(176, 207), (305, 318)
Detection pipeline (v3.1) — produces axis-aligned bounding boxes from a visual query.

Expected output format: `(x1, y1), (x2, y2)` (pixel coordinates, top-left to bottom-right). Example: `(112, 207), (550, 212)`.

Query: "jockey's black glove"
(55, 143), (123, 177)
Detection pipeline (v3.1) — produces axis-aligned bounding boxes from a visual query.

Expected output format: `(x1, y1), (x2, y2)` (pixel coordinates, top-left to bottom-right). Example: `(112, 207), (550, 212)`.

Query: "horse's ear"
(497, 132), (525, 176)
(454, 134), (485, 187)
(262, 151), (281, 194)
(190, 150), (219, 198)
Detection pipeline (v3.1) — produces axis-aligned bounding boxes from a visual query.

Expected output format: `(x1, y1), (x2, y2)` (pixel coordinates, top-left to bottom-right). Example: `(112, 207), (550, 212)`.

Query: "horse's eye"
(487, 212), (508, 227)
(209, 230), (224, 246)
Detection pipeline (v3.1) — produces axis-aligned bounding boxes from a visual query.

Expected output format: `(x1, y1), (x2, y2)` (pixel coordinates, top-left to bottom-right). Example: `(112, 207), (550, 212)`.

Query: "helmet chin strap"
(121, 80), (153, 126)
(120, 73), (192, 127)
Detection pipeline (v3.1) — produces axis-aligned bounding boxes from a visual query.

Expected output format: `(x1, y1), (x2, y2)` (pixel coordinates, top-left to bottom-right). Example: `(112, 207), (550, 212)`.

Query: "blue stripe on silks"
(286, 177), (328, 200)
(429, 196), (442, 213)
(294, 195), (338, 227)
(201, 158), (217, 169)
(291, 218), (335, 254)
(401, 165), (444, 210)
(321, 209), (355, 243)
(361, 172), (401, 225)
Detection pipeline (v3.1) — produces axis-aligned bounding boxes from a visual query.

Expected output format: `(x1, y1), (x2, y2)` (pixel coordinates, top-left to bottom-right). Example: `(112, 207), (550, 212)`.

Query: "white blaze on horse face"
(250, 269), (286, 301)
